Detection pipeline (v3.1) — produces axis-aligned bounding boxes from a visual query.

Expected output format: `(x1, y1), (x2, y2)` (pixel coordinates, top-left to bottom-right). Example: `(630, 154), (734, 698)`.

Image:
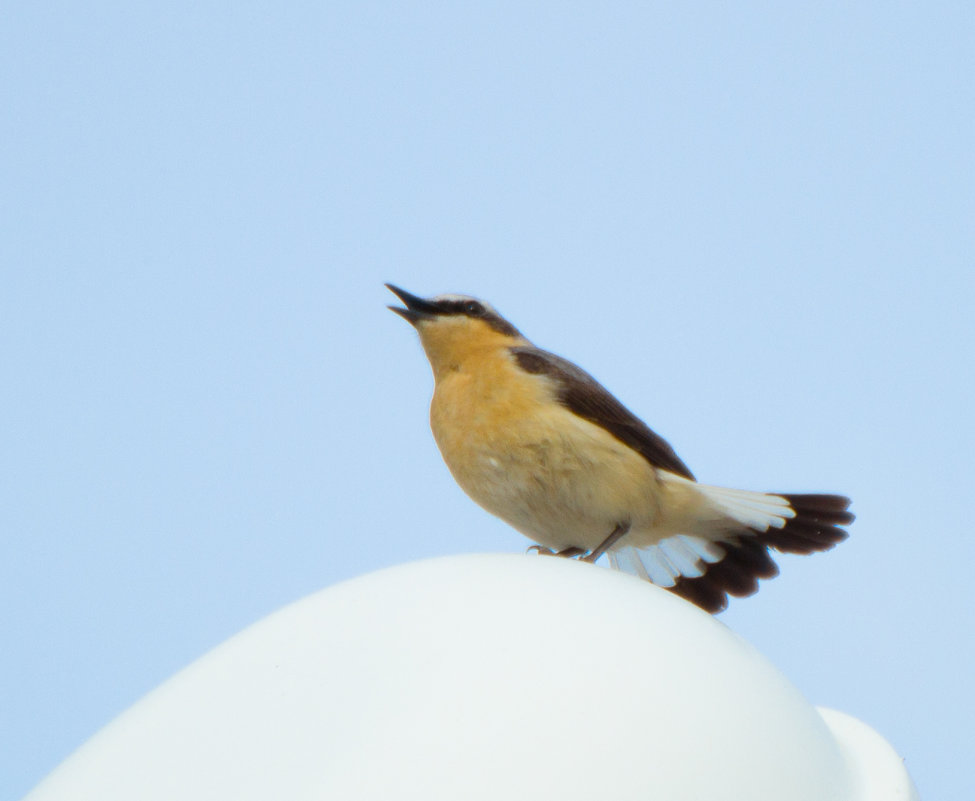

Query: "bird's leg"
(581, 522), (631, 563)
(528, 523), (630, 561)
(527, 545), (589, 558)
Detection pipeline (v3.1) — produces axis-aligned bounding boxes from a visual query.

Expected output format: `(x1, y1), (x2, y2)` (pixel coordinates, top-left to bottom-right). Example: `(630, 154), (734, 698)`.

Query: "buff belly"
(432, 390), (666, 552)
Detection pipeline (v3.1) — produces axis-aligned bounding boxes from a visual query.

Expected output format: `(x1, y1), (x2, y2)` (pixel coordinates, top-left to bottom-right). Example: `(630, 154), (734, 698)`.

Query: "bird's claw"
(527, 545), (589, 559)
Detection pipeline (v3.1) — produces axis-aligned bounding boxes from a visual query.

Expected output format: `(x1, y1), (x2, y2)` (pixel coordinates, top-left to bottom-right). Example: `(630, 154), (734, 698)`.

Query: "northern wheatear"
(387, 284), (853, 613)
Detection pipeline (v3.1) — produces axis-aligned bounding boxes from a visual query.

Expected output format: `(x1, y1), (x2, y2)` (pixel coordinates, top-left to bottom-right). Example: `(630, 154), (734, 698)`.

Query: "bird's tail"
(607, 483), (853, 613)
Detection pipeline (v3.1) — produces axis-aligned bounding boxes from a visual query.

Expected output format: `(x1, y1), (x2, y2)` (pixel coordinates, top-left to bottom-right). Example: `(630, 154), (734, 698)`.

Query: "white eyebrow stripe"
(431, 293), (477, 303)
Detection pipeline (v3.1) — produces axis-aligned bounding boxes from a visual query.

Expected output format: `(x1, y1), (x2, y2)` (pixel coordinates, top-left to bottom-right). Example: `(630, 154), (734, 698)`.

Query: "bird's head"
(386, 284), (525, 376)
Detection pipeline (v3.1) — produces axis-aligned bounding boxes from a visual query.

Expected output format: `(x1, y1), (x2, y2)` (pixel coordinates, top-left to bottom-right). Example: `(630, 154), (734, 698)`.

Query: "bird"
(386, 283), (853, 613)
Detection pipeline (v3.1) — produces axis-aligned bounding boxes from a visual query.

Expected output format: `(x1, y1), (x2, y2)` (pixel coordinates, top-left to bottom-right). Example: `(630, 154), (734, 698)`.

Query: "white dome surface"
(25, 554), (918, 801)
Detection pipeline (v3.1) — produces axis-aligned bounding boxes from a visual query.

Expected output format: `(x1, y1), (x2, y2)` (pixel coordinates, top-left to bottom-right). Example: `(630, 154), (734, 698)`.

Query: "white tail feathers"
(607, 483), (854, 614)
(695, 484), (797, 532)
(609, 534), (723, 585)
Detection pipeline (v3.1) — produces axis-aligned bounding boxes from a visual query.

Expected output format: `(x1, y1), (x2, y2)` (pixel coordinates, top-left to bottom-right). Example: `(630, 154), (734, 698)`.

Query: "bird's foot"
(527, 545), (589, 559)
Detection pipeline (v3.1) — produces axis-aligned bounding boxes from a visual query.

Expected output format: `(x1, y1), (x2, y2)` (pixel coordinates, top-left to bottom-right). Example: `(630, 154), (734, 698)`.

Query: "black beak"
(385, 283), (440, 324)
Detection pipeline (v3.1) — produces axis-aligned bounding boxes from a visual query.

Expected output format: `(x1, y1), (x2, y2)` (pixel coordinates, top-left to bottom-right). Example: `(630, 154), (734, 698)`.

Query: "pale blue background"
(2, 3), (972, 799)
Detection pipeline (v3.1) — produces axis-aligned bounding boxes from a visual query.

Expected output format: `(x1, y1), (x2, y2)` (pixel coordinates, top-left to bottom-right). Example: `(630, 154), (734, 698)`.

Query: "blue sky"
(2, 3), (972, 799)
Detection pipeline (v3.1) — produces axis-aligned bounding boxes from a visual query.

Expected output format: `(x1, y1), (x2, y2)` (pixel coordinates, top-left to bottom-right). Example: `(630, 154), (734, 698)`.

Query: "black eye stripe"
(433, 297), (522, 337)
(438, 299), (484, 316)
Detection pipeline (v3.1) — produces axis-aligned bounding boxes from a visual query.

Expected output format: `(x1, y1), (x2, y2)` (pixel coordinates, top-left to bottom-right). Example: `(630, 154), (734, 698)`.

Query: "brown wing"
(511, 346), (695, 480)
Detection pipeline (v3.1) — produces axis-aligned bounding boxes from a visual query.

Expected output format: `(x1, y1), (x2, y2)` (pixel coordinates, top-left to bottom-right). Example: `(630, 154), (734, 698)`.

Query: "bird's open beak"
(386, 283), (440, 325)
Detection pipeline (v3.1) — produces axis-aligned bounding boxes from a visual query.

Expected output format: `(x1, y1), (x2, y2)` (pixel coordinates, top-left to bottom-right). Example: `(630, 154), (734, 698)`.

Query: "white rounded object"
(26, 554), (918, 801)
